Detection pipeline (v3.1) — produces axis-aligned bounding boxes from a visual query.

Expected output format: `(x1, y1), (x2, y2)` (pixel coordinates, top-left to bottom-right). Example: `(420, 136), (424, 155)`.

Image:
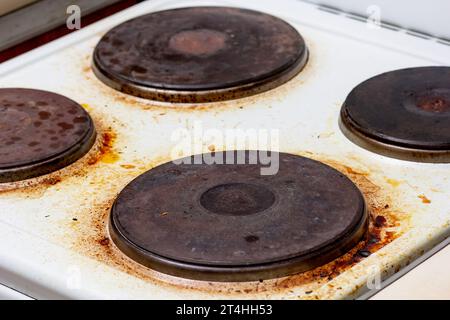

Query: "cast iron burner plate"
(340, 67), (450, 162)
(93, 6), (308, 103)
(109, 151), (368, 282)
(0, 88), (96, 183)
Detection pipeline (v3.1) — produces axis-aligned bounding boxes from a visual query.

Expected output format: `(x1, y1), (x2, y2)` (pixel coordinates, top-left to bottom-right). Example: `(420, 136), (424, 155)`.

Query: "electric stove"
(0, 0), (449, 300)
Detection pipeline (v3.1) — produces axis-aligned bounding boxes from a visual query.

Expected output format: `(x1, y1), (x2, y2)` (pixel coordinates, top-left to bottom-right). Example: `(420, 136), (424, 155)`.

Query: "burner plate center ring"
(199, 182), (276, 216)
(413, 88), (450, 114)
(169, 29), (228, 56)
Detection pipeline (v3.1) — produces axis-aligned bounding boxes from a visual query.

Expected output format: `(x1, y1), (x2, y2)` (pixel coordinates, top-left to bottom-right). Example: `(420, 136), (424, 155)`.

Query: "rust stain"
(274, 158), (403, 293)
(343, 165), (369, 176)
(120, 164), (136, 169)
(45, 177), (62, 185)
(0, 118), (116, 197)
(99, 237), (110, 246)
(207, 144), (216, 152)
(82, 66), (91, 74)
(64, 151), (408, 298)
(418, 194), (431, 204)
(88, 131), (118, 165)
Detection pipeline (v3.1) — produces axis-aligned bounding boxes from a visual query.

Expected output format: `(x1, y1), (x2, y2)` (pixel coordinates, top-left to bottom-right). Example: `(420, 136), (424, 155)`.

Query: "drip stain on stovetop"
(57, 151), (408, 298)
(87, 131), (119, 165)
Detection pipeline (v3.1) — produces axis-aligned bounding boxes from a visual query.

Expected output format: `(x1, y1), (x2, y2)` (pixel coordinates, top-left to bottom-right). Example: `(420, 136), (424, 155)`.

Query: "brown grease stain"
(343, 165), (369, 176)
(418, 194), (431, 204)
(273, 158), (403, 294)
(0, 119), (116, 197)
(88, 131), (119, 165)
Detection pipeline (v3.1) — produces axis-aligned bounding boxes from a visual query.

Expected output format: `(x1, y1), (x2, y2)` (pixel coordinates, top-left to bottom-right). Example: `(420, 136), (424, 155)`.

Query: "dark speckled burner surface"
(340, 67), (450, 162)
(0, 88), (96, 183)
(92, 6), (308, 102)
(109, 151), (368, 282)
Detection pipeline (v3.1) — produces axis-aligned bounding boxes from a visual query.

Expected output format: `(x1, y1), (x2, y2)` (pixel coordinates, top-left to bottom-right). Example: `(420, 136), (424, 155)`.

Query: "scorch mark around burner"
(88, 131), (119, 165)
(63, 151), (409, 299)
(273, 157), (406, 297)
(0, 118), (116, 195)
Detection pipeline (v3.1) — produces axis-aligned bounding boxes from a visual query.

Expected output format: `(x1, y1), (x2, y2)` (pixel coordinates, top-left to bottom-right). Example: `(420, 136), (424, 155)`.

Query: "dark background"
(0, 0), (145, 63)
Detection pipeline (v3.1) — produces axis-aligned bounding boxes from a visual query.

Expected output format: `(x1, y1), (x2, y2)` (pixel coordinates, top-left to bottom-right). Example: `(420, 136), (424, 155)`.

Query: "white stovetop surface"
(372, 240), (450, 300)
(305, 0), (450, 40)
(0, 0), (449, 299)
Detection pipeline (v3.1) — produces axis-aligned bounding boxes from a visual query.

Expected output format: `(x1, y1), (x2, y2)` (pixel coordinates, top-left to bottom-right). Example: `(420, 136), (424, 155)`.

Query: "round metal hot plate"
(109, 151), (368, 282)
(340, 67), (450, 162)
(93, 6), (308, 102)
(0, 88), (96, 183)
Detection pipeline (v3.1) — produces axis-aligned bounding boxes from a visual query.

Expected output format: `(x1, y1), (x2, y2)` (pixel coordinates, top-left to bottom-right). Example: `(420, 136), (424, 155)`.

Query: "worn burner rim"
(109, 199), (367, 282)
(108, 151), (369, 282)
(340, 105), (450, 163)
(92, 48), (308, 103)
(340, 66), (450, 163)
(0, 125), (96, 183)
(0, 88), (97, 183)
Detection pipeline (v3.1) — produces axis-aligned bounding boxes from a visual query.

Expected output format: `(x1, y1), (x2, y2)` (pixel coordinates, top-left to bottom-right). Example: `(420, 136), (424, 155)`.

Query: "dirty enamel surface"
(0, 0), (449, 299)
